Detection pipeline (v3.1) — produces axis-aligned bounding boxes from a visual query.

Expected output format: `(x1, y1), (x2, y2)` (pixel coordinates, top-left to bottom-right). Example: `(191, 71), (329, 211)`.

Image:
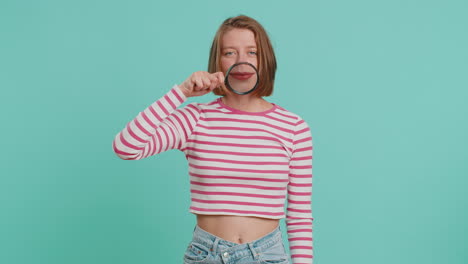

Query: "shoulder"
(272, 103), (311, 129)
(179, 98), (220, 114)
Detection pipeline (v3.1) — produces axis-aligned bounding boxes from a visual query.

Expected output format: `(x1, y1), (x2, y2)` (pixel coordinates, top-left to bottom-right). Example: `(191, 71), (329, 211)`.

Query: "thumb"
(215, 71), (225, 84)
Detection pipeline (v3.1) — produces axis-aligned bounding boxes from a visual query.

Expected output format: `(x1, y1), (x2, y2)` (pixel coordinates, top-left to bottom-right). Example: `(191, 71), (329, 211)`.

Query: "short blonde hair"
(208, 15), (277, 97)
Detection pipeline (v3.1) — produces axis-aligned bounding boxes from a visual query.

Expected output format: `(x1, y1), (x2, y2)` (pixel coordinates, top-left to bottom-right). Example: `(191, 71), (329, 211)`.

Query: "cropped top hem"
(189, 208), (286, 220)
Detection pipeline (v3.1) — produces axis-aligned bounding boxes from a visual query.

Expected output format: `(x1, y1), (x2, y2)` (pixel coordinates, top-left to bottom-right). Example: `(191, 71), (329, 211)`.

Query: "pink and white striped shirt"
(113, 85), (314, 264)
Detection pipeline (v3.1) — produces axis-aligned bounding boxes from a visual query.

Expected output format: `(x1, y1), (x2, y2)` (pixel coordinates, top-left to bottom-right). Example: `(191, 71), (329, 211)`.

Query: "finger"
(208, 74), (219, 90)
(194, 87), (210, 96)
(209, 73), (218, 82)
(206, 73), (218, 90)
(210, 72), (222, 90)
(194, 77), (204, 90)
(202, 76), (212, 89)
(216, 71), (225, 81)
(215, 72), (225, 86)
(181, 80), (192, 92)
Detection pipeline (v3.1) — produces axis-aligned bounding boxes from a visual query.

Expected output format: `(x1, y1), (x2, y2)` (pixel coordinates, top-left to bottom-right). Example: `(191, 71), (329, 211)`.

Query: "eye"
(224, 51), (235, 56)
(248, 51), (257, 55)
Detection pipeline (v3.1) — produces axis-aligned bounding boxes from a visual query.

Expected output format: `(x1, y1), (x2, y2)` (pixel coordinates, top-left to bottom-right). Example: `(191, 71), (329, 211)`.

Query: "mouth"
(230, 72), (254, 81)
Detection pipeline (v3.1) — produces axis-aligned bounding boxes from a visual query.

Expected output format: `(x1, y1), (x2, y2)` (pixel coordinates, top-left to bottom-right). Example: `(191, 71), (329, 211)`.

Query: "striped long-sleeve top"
(113, 85), (314, 264)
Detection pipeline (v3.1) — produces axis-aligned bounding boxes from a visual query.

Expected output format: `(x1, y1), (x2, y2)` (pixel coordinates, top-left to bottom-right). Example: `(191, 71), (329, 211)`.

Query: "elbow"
(112, 137), (142, 160)
(113, 151), (139, 160)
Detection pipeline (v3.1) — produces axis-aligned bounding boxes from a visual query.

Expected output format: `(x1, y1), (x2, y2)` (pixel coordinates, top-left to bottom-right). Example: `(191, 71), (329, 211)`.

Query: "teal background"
(1, 0), (467, 263)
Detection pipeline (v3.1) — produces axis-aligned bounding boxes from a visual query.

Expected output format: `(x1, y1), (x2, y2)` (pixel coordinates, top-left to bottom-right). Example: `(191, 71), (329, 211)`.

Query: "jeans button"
(223, 252), (229, 257)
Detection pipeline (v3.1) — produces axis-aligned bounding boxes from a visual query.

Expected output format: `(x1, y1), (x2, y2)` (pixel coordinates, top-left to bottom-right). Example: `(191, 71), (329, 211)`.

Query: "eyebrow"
(222, 45), (257, 49)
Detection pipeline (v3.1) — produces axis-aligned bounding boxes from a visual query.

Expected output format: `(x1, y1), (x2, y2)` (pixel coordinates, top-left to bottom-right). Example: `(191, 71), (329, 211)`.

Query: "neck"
(221, 93), (272, 112)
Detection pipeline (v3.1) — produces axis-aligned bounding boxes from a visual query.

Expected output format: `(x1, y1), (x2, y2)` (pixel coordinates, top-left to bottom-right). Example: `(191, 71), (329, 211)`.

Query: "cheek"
(251, 58), (259, 68)
(220, 59), (232, 74)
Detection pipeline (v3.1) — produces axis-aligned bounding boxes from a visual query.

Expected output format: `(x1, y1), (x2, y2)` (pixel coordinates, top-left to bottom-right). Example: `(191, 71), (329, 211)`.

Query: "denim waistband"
(191, 224), (283, 255)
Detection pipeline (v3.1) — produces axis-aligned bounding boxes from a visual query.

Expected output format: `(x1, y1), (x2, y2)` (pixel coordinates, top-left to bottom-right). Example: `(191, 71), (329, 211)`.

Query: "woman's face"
(220, 28), (258, 93)
(220, 28), (258, 72)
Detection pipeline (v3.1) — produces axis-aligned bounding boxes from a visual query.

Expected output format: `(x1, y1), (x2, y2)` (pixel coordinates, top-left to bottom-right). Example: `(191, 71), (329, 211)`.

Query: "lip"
(230, 72), (254, 81)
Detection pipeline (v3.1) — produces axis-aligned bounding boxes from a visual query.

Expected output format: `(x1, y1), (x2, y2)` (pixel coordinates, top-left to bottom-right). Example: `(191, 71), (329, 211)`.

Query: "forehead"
(221, 28), (256, 49)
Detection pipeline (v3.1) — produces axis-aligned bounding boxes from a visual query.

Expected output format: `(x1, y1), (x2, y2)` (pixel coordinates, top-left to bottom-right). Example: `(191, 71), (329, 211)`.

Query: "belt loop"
(247, 242), (259, 260)
(212, 237), (220, 254)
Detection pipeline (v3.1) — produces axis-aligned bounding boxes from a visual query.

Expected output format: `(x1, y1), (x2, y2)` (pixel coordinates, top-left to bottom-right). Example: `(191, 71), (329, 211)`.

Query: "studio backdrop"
(1, 0), (467, 264)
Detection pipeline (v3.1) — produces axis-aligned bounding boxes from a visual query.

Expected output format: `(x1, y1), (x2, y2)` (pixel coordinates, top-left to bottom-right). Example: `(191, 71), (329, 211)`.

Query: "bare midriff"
(196, 214), (280, 244)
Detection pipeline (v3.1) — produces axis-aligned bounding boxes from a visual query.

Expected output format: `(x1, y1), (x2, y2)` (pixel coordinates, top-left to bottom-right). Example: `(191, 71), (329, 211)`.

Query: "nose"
(236, 52), (248, 64)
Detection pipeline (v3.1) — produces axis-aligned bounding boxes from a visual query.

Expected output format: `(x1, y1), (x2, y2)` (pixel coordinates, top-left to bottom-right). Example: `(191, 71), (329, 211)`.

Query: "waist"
(196, 214), (280, 244)
(192, 223), (283, 253)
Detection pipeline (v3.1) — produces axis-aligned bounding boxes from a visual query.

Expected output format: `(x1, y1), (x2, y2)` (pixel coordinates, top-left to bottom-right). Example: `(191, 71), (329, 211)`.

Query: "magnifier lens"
(225, 62), (259, 95)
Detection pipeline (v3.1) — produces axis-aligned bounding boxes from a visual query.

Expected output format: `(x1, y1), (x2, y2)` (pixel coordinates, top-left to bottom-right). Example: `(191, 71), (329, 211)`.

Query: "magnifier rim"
(224, 62), (259, 95)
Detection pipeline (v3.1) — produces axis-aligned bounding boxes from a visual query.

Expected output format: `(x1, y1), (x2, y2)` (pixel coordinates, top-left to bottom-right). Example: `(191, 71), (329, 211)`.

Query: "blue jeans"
(183, 224), (291, 264)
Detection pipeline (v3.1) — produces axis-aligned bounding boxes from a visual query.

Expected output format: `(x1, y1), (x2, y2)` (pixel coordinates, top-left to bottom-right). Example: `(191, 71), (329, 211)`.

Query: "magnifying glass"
(224, 62), (259, 95)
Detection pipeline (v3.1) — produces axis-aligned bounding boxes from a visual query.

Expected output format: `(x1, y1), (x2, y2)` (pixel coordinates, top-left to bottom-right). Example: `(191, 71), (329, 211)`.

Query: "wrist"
(177, 83), (190, 98)
(174, 84), (190, 101)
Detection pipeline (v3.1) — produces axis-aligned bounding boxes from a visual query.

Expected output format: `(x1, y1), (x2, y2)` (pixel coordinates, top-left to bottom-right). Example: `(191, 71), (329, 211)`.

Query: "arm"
(286, 117), (314, 264)
(112, 84), (201, 160)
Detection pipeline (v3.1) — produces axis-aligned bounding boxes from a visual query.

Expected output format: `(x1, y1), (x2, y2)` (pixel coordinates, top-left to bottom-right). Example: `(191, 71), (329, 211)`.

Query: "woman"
(113, 15), (313, 264)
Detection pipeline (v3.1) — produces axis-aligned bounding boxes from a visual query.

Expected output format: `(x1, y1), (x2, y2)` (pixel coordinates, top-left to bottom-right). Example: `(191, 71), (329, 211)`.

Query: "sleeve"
(286, 117), (314, 264)
(112, 84), (201, 160)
